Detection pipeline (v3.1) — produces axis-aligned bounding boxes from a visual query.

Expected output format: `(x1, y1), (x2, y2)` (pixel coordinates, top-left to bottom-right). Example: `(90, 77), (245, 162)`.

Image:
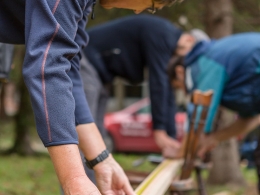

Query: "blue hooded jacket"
(185, 33), (260, 133)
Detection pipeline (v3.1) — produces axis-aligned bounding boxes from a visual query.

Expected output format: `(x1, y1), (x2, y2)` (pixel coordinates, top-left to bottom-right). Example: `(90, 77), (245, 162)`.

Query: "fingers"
(111, 184), (135, 195)
(162, 146), (182, 159)
(159, 137), (182, 159)
(122, 176), (136, 195)
(118, 164), (136, 195)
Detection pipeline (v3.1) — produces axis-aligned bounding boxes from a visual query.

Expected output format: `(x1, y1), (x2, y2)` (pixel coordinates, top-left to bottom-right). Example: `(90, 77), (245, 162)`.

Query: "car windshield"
(136, 105), (151, 114)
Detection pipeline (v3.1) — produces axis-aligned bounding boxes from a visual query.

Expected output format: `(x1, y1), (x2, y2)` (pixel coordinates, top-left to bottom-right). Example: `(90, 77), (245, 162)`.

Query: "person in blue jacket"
(0, 0), (180, 194)
(168, 32), (260, 158)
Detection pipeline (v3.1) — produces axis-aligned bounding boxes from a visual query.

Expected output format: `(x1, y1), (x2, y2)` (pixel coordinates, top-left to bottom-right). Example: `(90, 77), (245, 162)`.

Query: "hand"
(94, 155), (136, 195)
(154, 130), (181, 158)
(197, 134), (218, 159)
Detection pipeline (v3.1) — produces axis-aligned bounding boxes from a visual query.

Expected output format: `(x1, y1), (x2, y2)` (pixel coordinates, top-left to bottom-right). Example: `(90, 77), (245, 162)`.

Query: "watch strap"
(85, 149), (110, 169)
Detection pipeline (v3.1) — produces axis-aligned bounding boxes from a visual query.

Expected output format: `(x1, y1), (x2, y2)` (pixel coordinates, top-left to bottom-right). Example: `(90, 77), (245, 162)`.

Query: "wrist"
(93, 154), (115, 173)
(154, 130), (167, 148)
(154, 130), (167, 140)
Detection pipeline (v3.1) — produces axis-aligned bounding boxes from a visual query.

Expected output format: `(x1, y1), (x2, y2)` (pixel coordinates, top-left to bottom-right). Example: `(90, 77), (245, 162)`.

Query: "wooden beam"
(134, 159), (183, 195)
(212, 192), (233, 195)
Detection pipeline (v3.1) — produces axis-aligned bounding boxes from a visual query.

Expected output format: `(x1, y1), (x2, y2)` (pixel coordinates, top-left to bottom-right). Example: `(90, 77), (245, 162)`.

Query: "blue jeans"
(0, 43), (14, 81)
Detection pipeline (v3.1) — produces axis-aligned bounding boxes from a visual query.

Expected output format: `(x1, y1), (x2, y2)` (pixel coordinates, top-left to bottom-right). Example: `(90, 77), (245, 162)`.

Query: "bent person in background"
(168, 32), (260, 160)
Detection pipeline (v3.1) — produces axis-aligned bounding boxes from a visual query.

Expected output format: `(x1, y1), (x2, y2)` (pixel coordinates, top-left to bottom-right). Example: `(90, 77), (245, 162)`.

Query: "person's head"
(167, 55), (185, 91)
(176, 29), (210, 56)
(176, 33), (196, 57)
(100, 0), (182, 14)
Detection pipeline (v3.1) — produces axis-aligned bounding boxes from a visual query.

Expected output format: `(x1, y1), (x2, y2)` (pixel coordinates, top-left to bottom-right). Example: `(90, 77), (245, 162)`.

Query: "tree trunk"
(6, 46), (34, 156)
(0, 83), (7, 119)
(204, 0), (233, 38)
(204, 0), (245, 186)
(207, 109), (245, 185)
(8, 77), (34, 155)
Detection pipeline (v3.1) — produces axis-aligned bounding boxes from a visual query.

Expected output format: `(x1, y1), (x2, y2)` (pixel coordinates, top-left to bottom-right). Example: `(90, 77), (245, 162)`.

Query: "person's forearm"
(47, 144), (100, 195)
(213, 115), (260, 142)
(153, 129), (167, 149)
(76, 123), (135, 195)
(77, 123), (107, 160)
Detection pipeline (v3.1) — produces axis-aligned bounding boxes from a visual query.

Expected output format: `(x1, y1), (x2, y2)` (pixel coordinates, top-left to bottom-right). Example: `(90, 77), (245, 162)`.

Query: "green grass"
(0, 121), (258, 195)
(113, 153), (157, 172)
(0, 152), (258, 195)
(0, 155), (59, 195)
(0, 121), (15, 150)
(0, 121), (59, 195)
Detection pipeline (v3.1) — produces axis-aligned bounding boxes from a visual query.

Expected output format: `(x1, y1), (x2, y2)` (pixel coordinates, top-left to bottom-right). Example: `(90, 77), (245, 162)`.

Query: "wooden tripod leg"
(189, 106), (208, 162)
(180, 90), (213, 180)
(180, 105), (197, 179)
(180, 106), (208, 180)
(191, 107), (209, 195)
(194, 106), (222, 195)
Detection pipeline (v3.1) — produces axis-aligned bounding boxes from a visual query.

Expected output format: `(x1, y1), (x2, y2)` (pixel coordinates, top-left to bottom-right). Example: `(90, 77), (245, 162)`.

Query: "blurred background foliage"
(1, 0), (260, 194)
(88, 0), (260, 32)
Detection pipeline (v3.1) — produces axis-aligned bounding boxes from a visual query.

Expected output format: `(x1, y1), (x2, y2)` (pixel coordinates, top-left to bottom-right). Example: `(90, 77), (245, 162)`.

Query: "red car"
(104, 98), (187, 153)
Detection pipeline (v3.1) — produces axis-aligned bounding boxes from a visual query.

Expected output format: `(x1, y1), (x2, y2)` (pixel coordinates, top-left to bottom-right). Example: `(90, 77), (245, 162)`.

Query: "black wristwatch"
(85, 149), (110, 169)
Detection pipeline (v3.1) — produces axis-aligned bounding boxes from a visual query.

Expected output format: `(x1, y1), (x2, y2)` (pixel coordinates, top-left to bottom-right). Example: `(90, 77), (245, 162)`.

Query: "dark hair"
(167, 55), (185, 81)
(154, 0), (183, 6)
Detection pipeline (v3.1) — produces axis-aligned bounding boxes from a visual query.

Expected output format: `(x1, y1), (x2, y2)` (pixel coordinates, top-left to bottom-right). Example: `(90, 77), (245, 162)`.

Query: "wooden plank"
(212, 192), (233, 195)
(135, 159), (183, 195)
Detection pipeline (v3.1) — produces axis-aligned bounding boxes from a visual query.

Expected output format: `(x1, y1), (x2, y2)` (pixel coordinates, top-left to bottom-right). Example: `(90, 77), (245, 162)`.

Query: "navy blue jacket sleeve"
(69, 53), (94, 126)
(21, 0), (92, 147)
(147, 53), (176, 136)
(141, 29), (180, 137)
(69, 11), (94, 126)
